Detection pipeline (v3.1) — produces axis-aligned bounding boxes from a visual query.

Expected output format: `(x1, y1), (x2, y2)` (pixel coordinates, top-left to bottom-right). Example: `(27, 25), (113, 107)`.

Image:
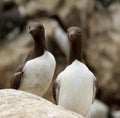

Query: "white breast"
(19, 51), (56, 96)
(57, 60), (96, 116)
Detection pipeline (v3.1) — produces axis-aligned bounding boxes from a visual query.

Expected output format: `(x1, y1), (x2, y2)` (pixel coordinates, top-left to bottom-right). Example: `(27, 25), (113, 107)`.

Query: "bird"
(10, 23), (56, 97)
(53, 26), (97, 117)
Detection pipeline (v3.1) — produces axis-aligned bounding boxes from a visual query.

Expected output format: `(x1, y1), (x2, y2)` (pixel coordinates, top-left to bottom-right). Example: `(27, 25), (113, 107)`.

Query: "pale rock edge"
(0, 89), (85, 118)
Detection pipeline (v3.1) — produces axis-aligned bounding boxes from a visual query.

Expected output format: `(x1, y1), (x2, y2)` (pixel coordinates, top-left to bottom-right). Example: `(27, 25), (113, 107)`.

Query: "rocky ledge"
(0, 89), (85, 118)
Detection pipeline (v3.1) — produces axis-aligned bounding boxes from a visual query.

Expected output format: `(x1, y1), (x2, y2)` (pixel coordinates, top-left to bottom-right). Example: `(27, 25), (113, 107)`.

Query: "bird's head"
(67, 27), (82, 43)
(29, 23), (45, 38)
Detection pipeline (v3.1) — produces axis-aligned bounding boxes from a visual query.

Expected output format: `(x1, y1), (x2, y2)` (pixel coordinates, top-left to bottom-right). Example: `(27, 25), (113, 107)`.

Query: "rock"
(86, 32), (120, 106)
(0, 1), (28, 39)
(109, 3), (120, 32)
(0, 89), (85, 118)
(91, 99), (109, 118)
(86, 5), (120, 106)
(25, 0), (61, 15)
(88, 11), (113, 35)
(58, 0), (95, 29)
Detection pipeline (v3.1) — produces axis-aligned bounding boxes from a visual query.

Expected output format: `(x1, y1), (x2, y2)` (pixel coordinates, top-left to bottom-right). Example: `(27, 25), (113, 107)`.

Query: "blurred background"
(0, 0), (120, 118)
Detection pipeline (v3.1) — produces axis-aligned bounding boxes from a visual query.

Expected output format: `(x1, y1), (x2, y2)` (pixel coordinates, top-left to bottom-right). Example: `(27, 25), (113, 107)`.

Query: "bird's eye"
(38, 26), (43, 30)
(78, 31), (82, 35)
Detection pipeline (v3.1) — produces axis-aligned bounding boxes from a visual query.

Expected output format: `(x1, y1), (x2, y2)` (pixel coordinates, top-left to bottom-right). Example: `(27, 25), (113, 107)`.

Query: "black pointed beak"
(29, 26), (37, 34)
(68, 32), (76, 40)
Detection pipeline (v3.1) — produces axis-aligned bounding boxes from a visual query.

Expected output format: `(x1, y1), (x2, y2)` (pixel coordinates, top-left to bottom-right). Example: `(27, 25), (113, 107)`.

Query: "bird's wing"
(10, 71), (23, 89)
(53, 74), (62, 104)
(10, 61), (25, 89)
(92, 78), (97, 104)
(10, 49), (32, 89)
(53, 80), (58, 104)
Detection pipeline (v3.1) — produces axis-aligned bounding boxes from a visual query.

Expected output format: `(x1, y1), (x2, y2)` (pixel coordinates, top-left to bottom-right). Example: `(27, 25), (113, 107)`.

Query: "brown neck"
(68, 39), (83, 65)
(33, 34), (47, 57)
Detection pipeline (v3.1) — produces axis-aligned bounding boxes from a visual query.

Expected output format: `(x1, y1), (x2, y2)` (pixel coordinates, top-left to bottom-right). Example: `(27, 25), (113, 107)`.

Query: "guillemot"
(53, 26), (97, 117)
(10, 23), (56, 97)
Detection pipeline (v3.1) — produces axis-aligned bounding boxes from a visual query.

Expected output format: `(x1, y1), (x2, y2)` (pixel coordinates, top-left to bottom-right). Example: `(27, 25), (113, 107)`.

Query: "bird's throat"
(68, 40), (83, 65)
